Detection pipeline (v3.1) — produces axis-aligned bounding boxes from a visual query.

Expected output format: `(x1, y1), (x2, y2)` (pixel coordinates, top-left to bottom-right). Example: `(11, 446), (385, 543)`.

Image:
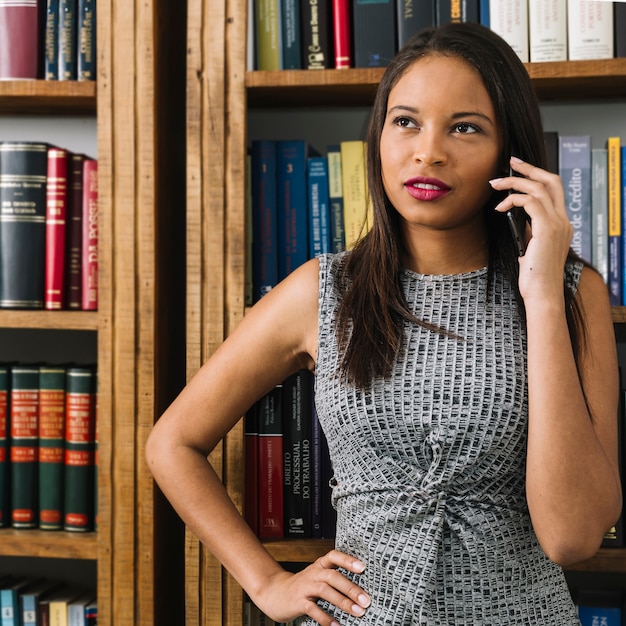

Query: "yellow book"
(340, 140), (368, 250)
(607, 136), (621, 305)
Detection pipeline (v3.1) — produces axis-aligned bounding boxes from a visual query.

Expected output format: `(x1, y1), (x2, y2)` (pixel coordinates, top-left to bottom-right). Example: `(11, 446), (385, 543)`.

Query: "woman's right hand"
(253, 549), (372, 625)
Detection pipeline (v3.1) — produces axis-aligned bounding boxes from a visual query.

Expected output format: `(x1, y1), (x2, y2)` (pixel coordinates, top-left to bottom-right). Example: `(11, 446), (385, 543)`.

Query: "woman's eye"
(395, 116), (416, 128)
(454, 123), (478, 134)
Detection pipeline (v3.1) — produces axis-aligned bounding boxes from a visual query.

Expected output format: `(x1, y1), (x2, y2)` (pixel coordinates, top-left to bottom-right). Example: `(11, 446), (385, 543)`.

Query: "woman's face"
(380, 54), (502, 237)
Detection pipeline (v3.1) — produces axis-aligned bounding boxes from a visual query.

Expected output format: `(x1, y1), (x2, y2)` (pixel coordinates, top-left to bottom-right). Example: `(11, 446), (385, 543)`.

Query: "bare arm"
(145, 258), (371, 624)
(492, 158), (622, 567)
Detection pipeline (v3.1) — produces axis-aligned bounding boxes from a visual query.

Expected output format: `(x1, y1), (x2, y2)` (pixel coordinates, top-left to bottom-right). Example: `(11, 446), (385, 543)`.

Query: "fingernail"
(510, 155), (523, 163)
(353, 560), (365, 573)
(352, 604), (365, 616)
(489, 178), (502, 186)
(358, 593), (371, 607)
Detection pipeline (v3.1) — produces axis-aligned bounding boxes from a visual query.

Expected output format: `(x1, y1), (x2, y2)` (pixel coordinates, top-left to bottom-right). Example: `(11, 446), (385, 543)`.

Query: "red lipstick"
(404, 177), (451, 201)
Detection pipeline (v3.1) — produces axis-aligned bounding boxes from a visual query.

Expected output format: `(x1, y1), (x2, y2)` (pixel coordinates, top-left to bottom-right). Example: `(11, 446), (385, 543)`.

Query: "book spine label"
(528, 0), (567, 62)
(64, 367), (96, 531)
(81, 159), (98, 310)
(65, 153), (85, 309)
(45, 0), (60, 79)
(608, 137), (622, 306)
(567, 0), (614, 60)
(10, 366), (40, 528)
(301, 0), (331, 69)
(332, 0), (352, 68)
(45, 148), (69, 310)
(59, 0), (77, 79)
(77, 0), (96, 80)
(0, 366), (8, 528)
(38, 366), (66, 529)
(0, 1), (42, 79)
(0, 142), (48, 309)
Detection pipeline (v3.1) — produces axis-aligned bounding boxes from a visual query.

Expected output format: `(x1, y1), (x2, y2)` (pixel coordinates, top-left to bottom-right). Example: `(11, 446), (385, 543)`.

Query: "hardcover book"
(0, 142), (48, 309)
(38, 365), (66, 530)
(567, 0), (614, 60)
(45, 0), (60, 79)
(20, 580), (63, 626)
(81, 158), (98, 310)
(65, 153), (85, 309)
(340, 140), (368, 250)
(0, 0), (43, 79)
(10, 365), (40, 529)
(255, 0), (281, 70)
(1, 579), (35, 626)
(280, 0), (301, 68)
(353, 0), (396, 68)
(617, 2), (626, 58)
(559, 135), (592, 264)
(0, 365), (8, 528)
(397, 0), (435, 49)
(435, 0), (479, 25)
(592, 148), (609, 285)
(301, 0), (332, 69)
(59, 0), (77, 80)
(528, 0), (567, 62)
(307, 155), (331, 257)
(45, 147), (69, 310)
(77, 0), (96, 80)
(489, 0), (529, 63)
(608, 137), (622, 306)
(326, 144), (346, 252)
(332, 0), (351, 68)
(63, 366), (96, 532)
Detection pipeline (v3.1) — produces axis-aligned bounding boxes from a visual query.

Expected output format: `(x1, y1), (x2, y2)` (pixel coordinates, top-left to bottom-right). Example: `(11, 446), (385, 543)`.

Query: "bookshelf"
(186, 0), (626, 621)
(0, 1), (186, 625)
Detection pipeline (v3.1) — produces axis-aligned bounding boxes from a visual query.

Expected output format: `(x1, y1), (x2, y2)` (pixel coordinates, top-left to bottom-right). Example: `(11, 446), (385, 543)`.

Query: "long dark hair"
(335, 21), (588, 388)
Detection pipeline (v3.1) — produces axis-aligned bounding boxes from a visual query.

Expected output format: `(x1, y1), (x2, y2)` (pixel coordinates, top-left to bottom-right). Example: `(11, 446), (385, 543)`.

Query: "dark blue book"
(327, 144), (346, 253)
(77, 0), (96, 80)
(396, 0), (435, 49)
(45, 0), (60, 79)
(251, 140), (278, 302)
(577, 589), (624, 626)
(281, 0), (301, 68)
(307, 156), (331, 258)
(58, 0), (77, 80)
(480, 0), (489, 27)
(353, 0), (396, 67)
(276, 140), (313, 280)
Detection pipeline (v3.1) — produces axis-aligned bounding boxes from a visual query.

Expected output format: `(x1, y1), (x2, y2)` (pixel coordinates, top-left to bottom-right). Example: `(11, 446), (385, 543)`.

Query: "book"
(282, 370), (313, 538)
(258, 385), (284, 538)
(577, 589), (624, 626)
(301, 0), (332, 69)
(280, 0), (301, 68)
(435, 0), (479, 24)
(331, 0), (351, 68)
(255, 0), (281, 70)
(64, 366), (96, 531)
(608, 137), (622, 306)
(38, 365), (66, 530)
(0, 365), (8, 528)
(49, 588), (81, 626)
(480, 0), (489, 27)
(251, 140), (278, 301)
(616, 2), (626, 58)
(67, 592), (94, 626)
(0, 0), (42, 79)
(81, 158), (98, 310)
(326, 144), (346, 252)
(559, 135), (592, 264)
(340, 140), (368, 250)
(20, 580), (63, 626)
(65, 153), (85, 309)
(276, 140), (311, 280)
(397, 0), (435, 49)
(307, 155), (331, 257)
(83, 599), (96, 626)
(567, 0), (614, 60)
(10, 365), (40, 529)
(592, 148), (609, 284)
(0, 141), (48, 309)
(45, 0), (60, 79)
(528, 0), (567, 62)
(58, 0), (77, 80)
(544, 130), (559, 175)
(623, 145), (626, 304)
(489, 0), (529, 63)
(244, 407), (259, 535)
(45, 147), (69, 310)
(352, 0), (396, 68)
(77, 0), (96, 80)
(311, 393), (322, 538)
(1, 578), (33, 626)
(320, 415), (336, 538)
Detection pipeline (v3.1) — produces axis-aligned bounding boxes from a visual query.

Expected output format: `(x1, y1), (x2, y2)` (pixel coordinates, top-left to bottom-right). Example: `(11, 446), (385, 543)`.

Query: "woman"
(146, 22), (621, 625)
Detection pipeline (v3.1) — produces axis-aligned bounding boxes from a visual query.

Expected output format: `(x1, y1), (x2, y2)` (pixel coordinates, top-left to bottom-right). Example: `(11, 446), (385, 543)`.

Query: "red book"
(0, 365), (9, 528)
(65, 153), (85, 309)
(45, 147), (69, 310)
(332, 0), (352, 68)
(258, 386), (284, 538)
(0, 0), (42, 79)
(81, 158), (98, 310)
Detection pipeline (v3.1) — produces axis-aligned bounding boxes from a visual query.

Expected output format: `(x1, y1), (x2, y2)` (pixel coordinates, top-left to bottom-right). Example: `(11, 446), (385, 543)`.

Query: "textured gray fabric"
(299, 252), (582, 625)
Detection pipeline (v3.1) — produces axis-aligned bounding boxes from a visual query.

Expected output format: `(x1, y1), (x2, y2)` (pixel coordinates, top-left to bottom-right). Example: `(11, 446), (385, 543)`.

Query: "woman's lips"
(404, 177), (451, 201)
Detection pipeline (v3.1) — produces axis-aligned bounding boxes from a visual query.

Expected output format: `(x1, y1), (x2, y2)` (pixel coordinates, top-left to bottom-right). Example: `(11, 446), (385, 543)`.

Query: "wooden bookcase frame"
(0, 1), (186, 624)
(185, 0), (626, 620)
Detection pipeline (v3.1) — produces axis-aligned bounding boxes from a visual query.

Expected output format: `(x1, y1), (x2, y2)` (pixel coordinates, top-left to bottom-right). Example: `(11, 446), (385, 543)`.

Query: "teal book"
(77, 0), (96, 80)
(280, 0), (301, 68)
(307, 156), (331, 258)
(1, 579), (32, 626)
(0, 364), (9, 527)
(64, 366), (96, 531)
(38, 365), (66, 530)
(45, 0), (60, 79)
(58, 0), (77, 80)
(10, 366), (40, 529)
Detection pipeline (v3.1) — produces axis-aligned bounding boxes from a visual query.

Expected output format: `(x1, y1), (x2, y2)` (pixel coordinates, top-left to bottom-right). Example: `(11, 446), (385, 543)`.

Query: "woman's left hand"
(490, 156), (573, 304)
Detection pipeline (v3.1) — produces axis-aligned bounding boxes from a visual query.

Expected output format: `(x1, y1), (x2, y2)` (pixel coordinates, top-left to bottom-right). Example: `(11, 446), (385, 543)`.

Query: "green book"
(64, 366), (96, 531)
(10, 365), (40, 529)
(0, 365), (9, 528)
(38, 366), (66, 530)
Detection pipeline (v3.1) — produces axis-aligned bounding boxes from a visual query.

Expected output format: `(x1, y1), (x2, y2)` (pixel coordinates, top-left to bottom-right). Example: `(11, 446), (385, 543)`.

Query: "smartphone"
(506, 167), (529, 256)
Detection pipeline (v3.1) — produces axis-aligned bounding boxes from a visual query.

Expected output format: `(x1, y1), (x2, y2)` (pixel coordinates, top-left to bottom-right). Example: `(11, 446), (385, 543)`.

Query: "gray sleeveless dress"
(301, 252), (582, 625)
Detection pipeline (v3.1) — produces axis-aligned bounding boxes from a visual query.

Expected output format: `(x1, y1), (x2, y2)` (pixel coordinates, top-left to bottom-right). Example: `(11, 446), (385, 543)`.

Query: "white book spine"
(489, 0), (529, 63)
(567, 0), (614, 60)
(529, 0), (567, 62)
(591, 148), (609, 284)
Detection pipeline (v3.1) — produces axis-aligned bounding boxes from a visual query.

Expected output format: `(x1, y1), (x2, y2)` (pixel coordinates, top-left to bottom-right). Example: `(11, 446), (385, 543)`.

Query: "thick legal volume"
(0, 142), (48, 309)
(81, 158), (98, 310)
(0, 0), (43, 79)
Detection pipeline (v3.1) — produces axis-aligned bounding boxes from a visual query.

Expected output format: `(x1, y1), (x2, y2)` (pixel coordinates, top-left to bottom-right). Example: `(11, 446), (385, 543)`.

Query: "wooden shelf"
(0, 528), (97, 559)
(613, 307), (626, 324)
(567, 548), (626, 573)
(0, 310), (99, 330)
(246, 58), (626, 107)
(0, 80), (96, 114)
(263, 539), (334, 563)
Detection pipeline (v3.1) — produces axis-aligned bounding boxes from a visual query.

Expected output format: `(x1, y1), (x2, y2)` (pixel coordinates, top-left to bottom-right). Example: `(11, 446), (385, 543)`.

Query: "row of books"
(0, 141), (98, 311)
(0, 0), (96, 81)
(0, 363), (97, 532)
(251, 0), (626, 71)
(244, 369), (336, 540)
(0, 578), (96, 626)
